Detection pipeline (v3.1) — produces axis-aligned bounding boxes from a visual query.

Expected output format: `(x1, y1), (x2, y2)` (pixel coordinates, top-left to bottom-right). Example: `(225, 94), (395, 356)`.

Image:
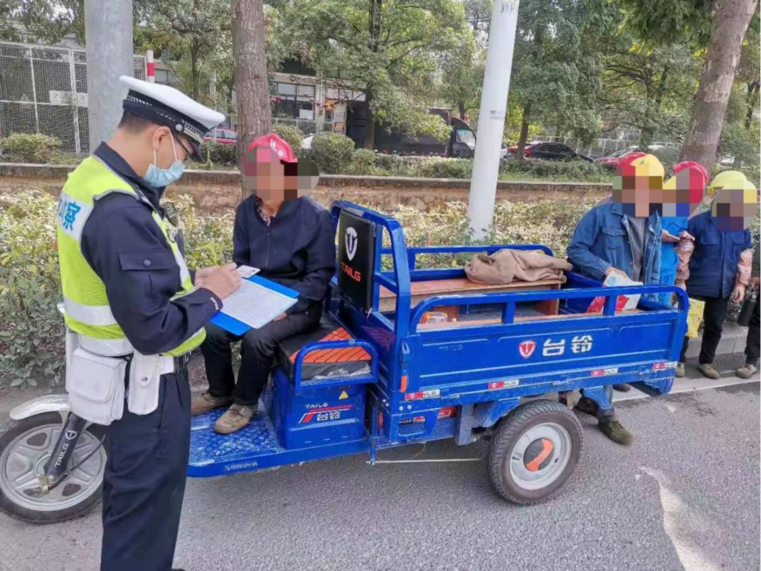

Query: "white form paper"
(219, 279), (297, 329)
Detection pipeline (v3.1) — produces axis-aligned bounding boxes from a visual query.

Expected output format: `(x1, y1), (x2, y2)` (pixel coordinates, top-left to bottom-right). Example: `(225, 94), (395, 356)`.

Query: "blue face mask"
(144, 133), (186, 188)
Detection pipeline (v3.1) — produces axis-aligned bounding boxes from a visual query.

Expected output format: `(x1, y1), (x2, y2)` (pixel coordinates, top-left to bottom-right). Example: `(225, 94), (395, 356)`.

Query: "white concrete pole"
(467, 0), (520, 239)
(85, 0), (134, 150)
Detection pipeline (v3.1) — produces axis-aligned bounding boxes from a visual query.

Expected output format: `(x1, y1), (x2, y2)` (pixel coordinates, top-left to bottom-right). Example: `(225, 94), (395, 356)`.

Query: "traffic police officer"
(56, 76), (241, 570)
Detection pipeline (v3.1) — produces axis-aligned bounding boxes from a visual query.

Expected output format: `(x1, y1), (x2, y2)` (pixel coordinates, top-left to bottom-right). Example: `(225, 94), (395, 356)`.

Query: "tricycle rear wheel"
(488, 400), (583, 504)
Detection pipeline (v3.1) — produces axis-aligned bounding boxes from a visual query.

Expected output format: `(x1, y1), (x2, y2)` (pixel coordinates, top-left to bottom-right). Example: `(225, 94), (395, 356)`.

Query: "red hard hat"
(246, 133), (298, 163)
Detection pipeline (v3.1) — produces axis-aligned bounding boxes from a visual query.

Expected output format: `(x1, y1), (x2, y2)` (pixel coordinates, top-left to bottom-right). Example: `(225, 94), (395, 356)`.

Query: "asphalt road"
(0, 360), (758, 571)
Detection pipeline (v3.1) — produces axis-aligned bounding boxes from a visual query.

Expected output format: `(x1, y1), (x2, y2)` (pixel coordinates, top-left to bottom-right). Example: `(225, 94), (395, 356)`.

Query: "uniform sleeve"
(82, 201), (221, 355)
(232, 201), (250, 266)
(287, 209), (336, 314)
(567, 208), (610, 280)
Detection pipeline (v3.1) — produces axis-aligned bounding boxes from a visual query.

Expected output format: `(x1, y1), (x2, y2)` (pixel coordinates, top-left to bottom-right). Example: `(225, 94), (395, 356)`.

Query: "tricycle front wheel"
(488, 400), (583, 504)
(0, 413), (106, 523)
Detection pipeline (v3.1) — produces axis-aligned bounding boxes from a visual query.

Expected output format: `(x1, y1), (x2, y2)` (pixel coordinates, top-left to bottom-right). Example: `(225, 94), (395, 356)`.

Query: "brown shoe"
(213, 403), (256, 434)
(191, 392), (232, 417)
(697, 362), (721, 380)
(599, 420), (634, 446)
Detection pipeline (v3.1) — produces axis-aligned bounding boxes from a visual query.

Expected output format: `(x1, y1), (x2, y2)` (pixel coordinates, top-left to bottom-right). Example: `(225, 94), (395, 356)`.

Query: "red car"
(595, 147), (643, 167)
(203, 128), (238, 145)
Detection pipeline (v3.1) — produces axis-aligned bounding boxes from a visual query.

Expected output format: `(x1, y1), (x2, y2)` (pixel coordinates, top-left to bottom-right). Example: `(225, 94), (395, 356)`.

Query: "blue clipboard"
(209, 275), (299, 335)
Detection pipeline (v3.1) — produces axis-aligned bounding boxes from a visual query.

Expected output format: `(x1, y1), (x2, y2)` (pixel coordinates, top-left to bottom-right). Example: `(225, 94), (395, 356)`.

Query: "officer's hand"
(195, 266), (219, 287)
(731, 284), (746, 304)
(201, 263), (241, 299)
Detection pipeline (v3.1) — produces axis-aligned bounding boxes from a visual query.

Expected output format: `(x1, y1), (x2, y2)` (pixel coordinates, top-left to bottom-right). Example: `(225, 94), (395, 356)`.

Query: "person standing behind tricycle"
(675, 172), (757, 379)
(567, 153), (667, 445)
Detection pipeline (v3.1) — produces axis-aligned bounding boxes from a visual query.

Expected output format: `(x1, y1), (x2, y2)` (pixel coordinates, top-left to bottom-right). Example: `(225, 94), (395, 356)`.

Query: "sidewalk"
(683, 321), (749, 360)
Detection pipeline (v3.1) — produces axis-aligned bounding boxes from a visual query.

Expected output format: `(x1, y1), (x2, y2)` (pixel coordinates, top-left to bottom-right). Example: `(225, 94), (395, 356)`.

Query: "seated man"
(567, 154), (664, 446)
(192, 133), (334, 434)
(676, 172), (755, 379)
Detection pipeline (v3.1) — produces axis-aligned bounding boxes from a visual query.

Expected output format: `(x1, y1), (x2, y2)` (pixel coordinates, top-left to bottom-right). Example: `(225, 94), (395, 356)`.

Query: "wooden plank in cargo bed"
(378, 277), (563, 315)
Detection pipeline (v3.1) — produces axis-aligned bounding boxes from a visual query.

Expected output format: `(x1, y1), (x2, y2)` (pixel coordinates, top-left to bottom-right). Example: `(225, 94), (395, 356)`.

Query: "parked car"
(203, 128), (238, 145)
(595, 146), (641, 167)
(508, 142), (592, 162)
(500, 142), (508, 160)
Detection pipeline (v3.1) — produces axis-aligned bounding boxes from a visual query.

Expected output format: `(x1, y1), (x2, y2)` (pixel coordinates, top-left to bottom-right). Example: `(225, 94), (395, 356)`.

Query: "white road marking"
(372, 458), (482, 464)
(641, 467), (722, 571)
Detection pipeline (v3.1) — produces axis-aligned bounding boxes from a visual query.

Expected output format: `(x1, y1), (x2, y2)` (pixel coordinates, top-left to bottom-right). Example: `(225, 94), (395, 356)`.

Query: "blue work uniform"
(567, 202), (662, 286)
(82, 143), (221, 571)
(678, 211), (752, 365)
(658, 216), (689, 305)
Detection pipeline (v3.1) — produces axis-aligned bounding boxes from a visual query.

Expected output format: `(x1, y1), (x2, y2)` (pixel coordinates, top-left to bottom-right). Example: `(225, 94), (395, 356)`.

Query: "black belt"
(174, 353), (191, 372)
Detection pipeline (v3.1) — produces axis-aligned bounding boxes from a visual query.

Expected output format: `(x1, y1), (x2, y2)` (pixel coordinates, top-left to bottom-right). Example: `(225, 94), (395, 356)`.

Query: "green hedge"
(198, 141), (238, 167)
(0, 189), (603, 389)
(309, 132), (356, 174)
(0, 133), (63, 164)
(271, 124), (304, 152)
(499, 158), (610, 182)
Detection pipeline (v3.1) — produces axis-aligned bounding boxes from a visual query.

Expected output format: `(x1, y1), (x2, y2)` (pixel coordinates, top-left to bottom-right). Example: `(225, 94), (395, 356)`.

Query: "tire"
(488, 400), (583, 505)
(0, 413), (106, 523)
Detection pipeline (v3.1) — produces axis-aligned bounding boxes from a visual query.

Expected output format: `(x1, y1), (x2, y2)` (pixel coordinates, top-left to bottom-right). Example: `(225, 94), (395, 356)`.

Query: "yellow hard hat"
(707, 170), (748, 197)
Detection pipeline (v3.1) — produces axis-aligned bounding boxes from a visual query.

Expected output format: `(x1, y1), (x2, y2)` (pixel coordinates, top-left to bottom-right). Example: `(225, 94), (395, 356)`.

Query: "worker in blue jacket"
(676, 173), (756, 379)
(193, 134), (335, 434)
(567, 154), (664, 446)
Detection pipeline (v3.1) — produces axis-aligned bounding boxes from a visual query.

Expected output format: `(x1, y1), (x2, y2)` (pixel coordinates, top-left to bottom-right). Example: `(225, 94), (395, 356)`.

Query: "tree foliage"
(275, 0), (468, 146)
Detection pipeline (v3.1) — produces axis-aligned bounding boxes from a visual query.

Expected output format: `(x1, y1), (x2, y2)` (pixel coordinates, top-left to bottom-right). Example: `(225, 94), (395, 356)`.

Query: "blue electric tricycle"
(1, 201), (687, 522)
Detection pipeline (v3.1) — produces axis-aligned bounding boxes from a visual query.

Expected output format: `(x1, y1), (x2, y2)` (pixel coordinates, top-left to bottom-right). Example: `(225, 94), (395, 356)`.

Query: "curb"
(685, 322), (749, 360)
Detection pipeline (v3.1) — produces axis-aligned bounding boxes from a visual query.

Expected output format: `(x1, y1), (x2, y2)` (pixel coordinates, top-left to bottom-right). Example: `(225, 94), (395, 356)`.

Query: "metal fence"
(0, 41), (146, 156)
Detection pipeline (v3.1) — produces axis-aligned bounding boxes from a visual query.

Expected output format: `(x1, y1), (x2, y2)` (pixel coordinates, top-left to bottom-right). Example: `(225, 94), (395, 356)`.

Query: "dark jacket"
(233, 195), (335, 313)
(567, 202), (662, 285)
(685, 211), (752, 299)
(80, 143), (221, 354)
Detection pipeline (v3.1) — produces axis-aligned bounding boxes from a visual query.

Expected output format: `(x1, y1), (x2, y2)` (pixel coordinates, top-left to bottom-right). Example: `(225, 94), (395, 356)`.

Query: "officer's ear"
(150, 125), (172, 152)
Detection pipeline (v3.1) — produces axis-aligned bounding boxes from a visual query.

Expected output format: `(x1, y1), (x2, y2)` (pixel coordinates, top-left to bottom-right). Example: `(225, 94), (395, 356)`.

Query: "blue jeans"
(658, 269), (677, 306)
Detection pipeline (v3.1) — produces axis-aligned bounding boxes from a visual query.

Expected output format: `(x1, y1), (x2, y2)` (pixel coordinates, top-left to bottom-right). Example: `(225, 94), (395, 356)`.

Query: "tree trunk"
(364, 0), (382, 149)
(232, 0), (271, 192)
(746, 80), (760, 129)
(641, 64), (668, 149)
(190, 43), (199, 101)
(678, 0), (757, 171)
(363, 91), (376, 149)
(458, 101), (467, 120)
(515, 103), (531, 161)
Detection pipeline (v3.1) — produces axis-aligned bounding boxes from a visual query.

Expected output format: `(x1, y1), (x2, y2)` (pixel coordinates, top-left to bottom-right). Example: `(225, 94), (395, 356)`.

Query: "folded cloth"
(465, 249), (573, 285)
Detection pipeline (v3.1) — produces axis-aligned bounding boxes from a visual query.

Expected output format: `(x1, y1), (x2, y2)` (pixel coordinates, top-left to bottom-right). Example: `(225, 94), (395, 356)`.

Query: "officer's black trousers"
(202, 308), (321, 406)
(101, 372), (191, 571)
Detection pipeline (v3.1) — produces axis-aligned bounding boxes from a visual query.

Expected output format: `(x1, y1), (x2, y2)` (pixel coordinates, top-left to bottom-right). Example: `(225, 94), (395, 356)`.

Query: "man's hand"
(731, 284), (746, 304)
(752, 276), (760, 288)
(200, 263), (241, 300)
(604, 266), (627, 278)
(678, 231), (695, 241)
(273, 313), (287, 322)
(194, 266), (218, 287)
(661, 230), (680, 243)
